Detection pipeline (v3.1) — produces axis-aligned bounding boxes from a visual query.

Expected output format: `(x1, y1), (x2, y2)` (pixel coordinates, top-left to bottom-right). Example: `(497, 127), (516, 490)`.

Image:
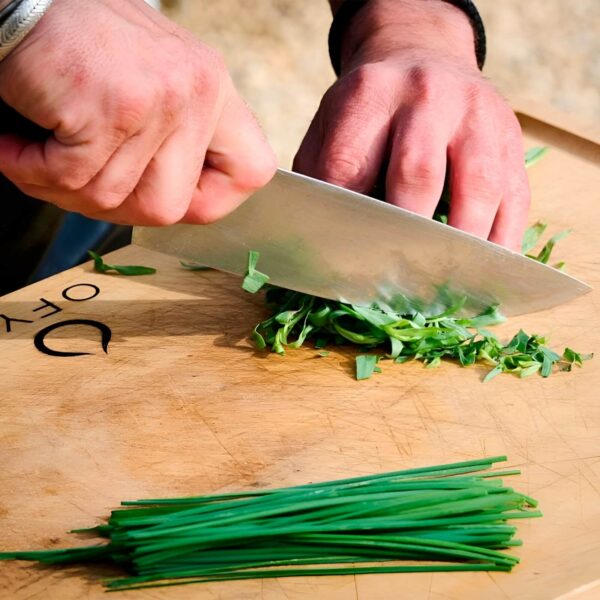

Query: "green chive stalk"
(0, 457), (541, 591)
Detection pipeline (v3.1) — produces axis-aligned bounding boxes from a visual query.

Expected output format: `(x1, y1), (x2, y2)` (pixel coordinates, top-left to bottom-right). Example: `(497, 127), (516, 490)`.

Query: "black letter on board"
(32, 298), (63, 318)
(0, 314), (34, 333)
(34, 319), (111, 357)
(62, 284), (100, 302)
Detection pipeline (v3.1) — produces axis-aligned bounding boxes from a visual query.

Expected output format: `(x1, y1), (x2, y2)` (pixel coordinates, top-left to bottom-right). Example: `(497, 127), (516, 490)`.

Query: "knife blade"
(133, 169), (591, 316)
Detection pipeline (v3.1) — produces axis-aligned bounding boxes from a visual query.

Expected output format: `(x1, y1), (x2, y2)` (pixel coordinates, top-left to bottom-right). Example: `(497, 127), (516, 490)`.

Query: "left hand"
(294, 0), (530, 251)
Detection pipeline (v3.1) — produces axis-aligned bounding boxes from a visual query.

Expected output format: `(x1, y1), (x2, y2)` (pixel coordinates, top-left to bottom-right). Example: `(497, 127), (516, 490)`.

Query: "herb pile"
(0, 456), (541, 591)
(244, 148), (591, 380)
(249, 282), (590, 381)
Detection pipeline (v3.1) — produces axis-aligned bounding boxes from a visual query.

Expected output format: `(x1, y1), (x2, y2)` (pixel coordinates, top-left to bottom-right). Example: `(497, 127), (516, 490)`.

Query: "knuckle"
(85, 190), (126, 212)
(236, 153), (277, 192)
(396, 148), (444, 188)
(139, 202), (188, 226)
(187, 200), (235, 225)
(160, 74), (189, 124)
(336, 64), (392, 113)
(143, 212), (182, 227)
(459, 164), (503, 198)
(190, 209), (221, 226)
(112, 91), (150, 137)
(84, 183), (132, 211)
(405, 65), (438, 103)
(49, 164), (94, 191)
(191, 48), (225, 100)
(319, 151), (370, 190)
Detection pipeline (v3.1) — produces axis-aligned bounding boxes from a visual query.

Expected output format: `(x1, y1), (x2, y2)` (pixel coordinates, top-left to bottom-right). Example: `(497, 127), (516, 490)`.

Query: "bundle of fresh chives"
(0, 456), (540, 591)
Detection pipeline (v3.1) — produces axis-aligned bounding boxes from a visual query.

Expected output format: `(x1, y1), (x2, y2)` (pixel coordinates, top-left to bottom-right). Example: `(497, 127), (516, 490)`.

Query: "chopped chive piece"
(356, 354), (379, 380)
(88, 250), (156, 275)
(180, 261), (209, 271)
(521, 222), (548, 254)
(242, 250), (270, 293)
(524, 146), (549, 169)
(527, 229), (571, 264)
(249, 283), (590, 381)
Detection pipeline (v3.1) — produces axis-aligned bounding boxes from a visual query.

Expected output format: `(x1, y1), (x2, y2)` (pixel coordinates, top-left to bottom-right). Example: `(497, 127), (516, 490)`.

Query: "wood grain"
(0, 113), (599, 599)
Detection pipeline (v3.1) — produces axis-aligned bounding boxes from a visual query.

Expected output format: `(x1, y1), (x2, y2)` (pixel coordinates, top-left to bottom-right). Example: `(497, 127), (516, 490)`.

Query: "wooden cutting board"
(1, 110), (599, 600)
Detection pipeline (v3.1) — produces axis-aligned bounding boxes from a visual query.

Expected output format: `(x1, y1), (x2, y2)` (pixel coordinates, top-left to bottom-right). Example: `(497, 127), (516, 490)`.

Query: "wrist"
(0, 0), (54, 63)
(339, 0), (478, 75)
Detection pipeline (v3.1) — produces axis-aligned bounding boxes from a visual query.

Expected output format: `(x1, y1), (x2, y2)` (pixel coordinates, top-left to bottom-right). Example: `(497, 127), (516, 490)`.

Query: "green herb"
(524, 146), (549, 168)
(242, 250), (270, 293)
(356, 354), (379, 380)
(562, 347), (594, 369)
(519, 149), (571, 269)
(521, 222), (548, 254)
(0, 456), (541, 591)
(527, 229), (571, 264)
(180, 261), (210, 271)
(522, 223), (571, 268)
(88, 250), (156, 276)
(250, 284), (590, 381)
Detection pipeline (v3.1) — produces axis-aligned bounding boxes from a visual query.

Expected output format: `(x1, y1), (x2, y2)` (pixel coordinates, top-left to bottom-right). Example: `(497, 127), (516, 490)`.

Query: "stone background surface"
(161, 0), (599, 166)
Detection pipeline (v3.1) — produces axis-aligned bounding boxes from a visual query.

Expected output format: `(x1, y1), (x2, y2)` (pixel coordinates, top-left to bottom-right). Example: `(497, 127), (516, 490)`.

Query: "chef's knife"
(133, 169), (590, 316)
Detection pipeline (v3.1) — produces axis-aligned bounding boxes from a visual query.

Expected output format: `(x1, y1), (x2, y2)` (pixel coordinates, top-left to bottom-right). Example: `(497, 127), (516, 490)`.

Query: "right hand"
(0, 0), (276, 225)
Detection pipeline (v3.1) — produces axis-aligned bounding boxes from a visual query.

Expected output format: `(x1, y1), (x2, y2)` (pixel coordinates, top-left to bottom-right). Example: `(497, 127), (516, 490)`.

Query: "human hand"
(0, 0), (276, 225)
(294, 0), (530, 251)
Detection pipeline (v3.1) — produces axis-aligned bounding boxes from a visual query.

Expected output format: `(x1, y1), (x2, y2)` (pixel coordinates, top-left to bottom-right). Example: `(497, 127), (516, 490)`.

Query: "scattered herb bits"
(356, 354), (380, 380)
(524, 146), (549, 168)
(88, 250), (156, 276)
(249, 283), (591, 381)
(180, 261), (209, 271)
(242, 250), (270, 293)
(0, 456), (541, 591)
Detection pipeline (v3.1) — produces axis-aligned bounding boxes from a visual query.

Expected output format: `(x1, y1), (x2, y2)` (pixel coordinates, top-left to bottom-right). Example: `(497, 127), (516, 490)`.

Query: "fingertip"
(183, 167), (251, 224)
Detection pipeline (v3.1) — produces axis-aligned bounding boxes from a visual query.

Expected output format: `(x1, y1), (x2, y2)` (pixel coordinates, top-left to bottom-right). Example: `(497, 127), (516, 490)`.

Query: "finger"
(182, 165), (257, 224)
(208, 85), (276, 187)
(0, 127), (127, 192)
(488, 122), (531, 251)
(12, 117), (175, 216)
(447, 128), (503, 239)
(293, 66), (392, 194)
(182, 86), (276, 224)
(89, 128), (205, 226)
(385, 105), (449, 217)
(291, 112), (321, 176)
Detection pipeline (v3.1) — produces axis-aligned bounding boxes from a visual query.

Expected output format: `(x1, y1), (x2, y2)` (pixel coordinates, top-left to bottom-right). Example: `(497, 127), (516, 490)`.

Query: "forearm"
(333, 0), (477, 74)
(0, 0), (55, 63)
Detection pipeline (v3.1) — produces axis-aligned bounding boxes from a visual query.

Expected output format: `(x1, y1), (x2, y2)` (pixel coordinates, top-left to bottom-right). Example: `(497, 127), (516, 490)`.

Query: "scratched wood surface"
(0, 113), (599, 600)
